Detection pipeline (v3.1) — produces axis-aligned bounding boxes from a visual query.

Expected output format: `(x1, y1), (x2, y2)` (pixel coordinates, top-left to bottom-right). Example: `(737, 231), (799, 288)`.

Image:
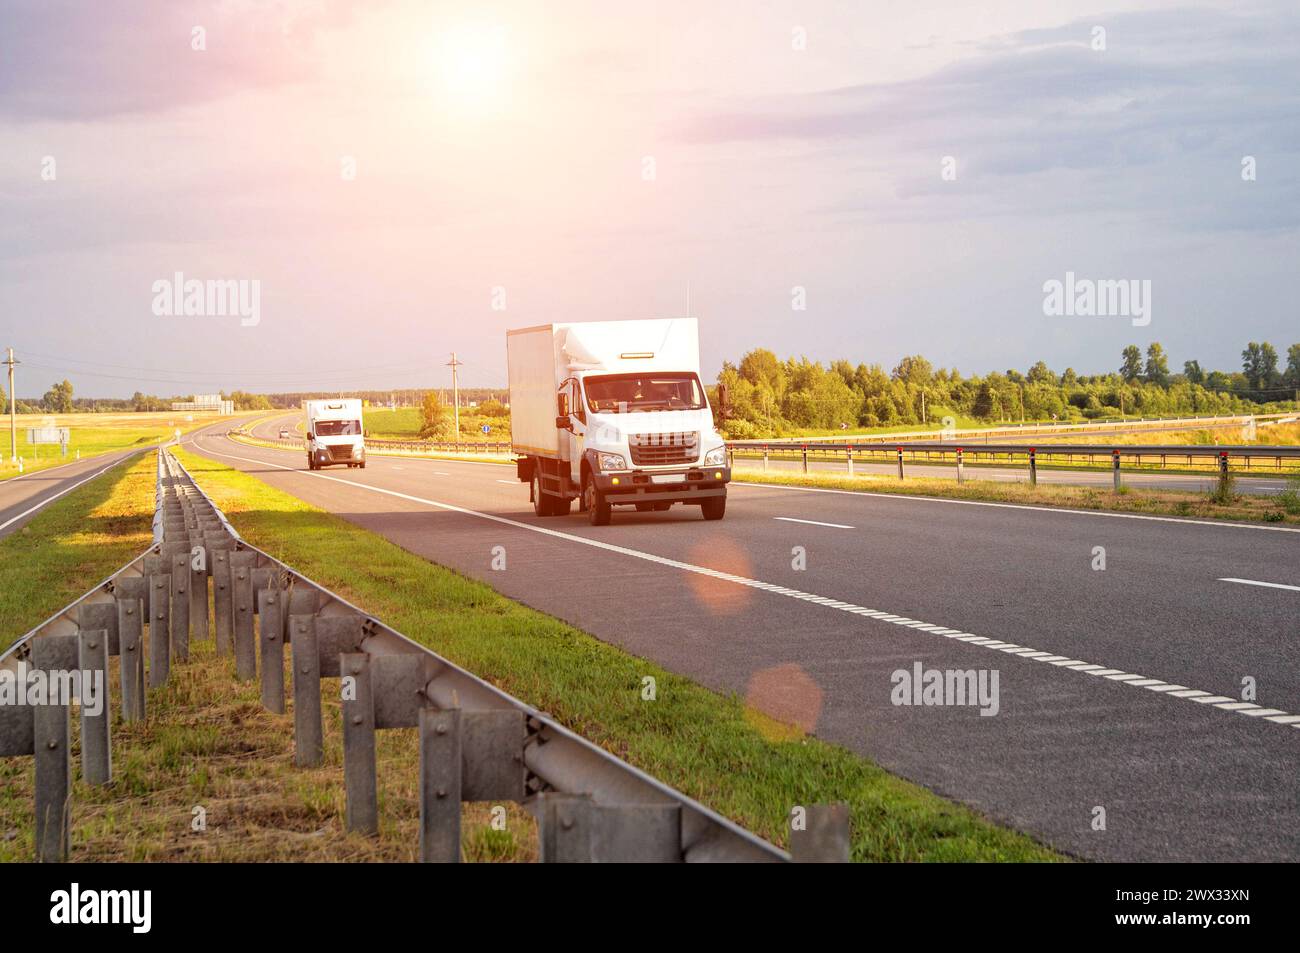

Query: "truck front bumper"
(593, 466), (729, 502)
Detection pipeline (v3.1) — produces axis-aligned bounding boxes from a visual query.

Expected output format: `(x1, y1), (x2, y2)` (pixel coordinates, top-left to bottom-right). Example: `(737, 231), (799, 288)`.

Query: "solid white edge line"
(0, 458), (129, 533)
(191, 435), (1300, 735)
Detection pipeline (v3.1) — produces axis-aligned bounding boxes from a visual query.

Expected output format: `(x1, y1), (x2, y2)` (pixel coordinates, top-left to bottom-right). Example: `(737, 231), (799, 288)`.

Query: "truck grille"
(628, 432), (698, 466)
(327, 445), (354, 462)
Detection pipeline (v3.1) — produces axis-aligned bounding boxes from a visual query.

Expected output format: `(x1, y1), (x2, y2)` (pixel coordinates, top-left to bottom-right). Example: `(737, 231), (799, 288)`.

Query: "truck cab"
(556, 370), (729, 523)
(303, 399), (366, 470)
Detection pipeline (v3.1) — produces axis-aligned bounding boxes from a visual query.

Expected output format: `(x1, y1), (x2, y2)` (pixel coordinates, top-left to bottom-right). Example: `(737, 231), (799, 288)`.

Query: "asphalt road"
(186, 414), (1300, 861)
(0, 448), (143, 540)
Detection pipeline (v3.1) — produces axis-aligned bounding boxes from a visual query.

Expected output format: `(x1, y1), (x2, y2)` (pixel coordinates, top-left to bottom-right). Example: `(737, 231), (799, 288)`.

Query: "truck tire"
(584, 472), (611, 526)
(307, 455), (316, 471)
(531, 469), (548, 516)
(701, 495), (726, 520)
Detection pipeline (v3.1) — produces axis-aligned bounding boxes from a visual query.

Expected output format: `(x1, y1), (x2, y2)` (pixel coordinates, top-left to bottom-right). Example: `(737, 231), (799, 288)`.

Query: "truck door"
(560, 378), (586, 485)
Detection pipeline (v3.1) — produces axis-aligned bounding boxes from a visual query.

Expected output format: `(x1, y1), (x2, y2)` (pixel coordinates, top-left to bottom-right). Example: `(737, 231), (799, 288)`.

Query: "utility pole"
(446, 352), (464, 443)
(3, 347), (17, 464)
(921, 389), (927, 425)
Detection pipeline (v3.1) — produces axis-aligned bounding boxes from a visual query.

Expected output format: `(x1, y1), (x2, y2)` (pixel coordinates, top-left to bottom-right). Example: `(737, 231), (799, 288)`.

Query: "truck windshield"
(584, 373), (705, 413)
(315, 420), (361, 436)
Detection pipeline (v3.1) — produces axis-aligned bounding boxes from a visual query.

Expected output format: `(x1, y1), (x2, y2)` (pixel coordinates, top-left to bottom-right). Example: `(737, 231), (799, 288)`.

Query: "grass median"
(171, 446), (1062, 861)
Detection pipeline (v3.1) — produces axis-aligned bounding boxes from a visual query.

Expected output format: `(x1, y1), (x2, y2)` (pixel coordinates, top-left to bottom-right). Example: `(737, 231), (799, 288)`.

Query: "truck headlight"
(703, 446), (728, 466)
(596, 452), (626, 471)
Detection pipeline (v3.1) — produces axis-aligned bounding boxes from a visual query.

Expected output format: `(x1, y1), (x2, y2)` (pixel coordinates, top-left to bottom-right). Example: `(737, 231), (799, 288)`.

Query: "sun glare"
(435, 24), (511, 114)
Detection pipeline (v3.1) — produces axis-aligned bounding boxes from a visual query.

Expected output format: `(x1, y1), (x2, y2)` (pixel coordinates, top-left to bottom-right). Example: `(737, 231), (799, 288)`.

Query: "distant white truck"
(507, 319), (730, 525)
(303, 398), (366, 470)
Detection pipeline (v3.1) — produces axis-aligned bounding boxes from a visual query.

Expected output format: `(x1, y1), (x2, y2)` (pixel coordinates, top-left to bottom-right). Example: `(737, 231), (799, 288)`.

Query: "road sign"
(481, 424), (491, 434)
(27, 427), (69, 445)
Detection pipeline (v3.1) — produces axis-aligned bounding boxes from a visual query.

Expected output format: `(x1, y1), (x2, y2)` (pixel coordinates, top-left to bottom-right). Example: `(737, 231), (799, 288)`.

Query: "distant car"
(279, 428), (290, 439)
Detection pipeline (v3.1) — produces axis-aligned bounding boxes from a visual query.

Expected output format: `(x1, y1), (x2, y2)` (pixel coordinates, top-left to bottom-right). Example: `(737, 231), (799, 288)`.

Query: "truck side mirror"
(557, 393), (569, 417)
(306, 432), (313, 439)
(555, 416), (570, 430)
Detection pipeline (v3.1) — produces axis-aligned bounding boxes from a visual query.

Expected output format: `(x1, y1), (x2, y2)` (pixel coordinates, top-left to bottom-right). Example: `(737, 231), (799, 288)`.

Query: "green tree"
(41, 379), (74, 413)
(1144, 343), (1169, 386)
(419, 391), (453, 438)
(1284, 344), (1300, 389)
(1119, 346), (1143, 383)
(1026, 361), (1055, 385)
(1241, 341), (1279, 389)
(1182, 360), (1204, 385)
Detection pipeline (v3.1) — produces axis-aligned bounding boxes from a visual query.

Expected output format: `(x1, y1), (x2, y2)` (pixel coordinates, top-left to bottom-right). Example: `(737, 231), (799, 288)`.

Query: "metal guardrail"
(1, 447), (808, 863)
(738, 412), (1293, 445)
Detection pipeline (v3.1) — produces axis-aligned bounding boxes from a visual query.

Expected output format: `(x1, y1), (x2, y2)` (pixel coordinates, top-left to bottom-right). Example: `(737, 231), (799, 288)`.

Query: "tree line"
(714, 341), (1300, 437)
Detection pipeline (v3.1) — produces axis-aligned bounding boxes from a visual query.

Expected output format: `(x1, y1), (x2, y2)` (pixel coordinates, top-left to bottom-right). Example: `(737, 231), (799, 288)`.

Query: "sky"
(1, 0), (1298, 398)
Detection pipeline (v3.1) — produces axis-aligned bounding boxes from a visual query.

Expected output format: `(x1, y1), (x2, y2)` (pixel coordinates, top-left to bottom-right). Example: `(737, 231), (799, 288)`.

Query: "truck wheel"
(584, 472), (611, 526)
(635, 502), (653, 512)
(531, 470), (548, 516)
(701, 495), (726, 520)
(359, 462), (366, 469)
(652, 502), (672, 511)
(307, 456), (316, 471)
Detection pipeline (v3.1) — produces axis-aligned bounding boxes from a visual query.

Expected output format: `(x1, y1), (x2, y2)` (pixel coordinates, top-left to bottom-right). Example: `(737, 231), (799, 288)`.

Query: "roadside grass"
(172, 447), (1062, 861)
(731, 466), (1299, 525)
(0, 412), (244, 481)
(0, 455), (157, 655)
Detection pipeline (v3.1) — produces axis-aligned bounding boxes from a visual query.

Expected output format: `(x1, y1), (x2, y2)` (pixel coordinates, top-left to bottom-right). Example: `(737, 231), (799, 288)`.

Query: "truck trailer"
(303, 398), (366, 470)
(507, 319), (730, 525)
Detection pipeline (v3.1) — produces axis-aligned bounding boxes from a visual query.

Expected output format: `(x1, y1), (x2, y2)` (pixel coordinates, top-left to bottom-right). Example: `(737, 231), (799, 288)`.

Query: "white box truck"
(303, 398), (366, 470)
(507, 319), (730, 525)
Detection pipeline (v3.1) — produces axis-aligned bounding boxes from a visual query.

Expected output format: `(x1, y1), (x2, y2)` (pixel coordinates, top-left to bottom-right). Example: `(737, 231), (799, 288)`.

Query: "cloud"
(0, 0), (359, 120)
(674, 5), (1300, 231)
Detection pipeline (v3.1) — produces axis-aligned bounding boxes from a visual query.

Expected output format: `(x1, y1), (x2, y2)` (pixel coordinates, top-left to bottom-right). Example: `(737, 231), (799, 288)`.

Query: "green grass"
(365, 406), (510, 441)
(171, 446), (1063, 861)
(0, 412), (243, 481)
(0, 454), (157, 654)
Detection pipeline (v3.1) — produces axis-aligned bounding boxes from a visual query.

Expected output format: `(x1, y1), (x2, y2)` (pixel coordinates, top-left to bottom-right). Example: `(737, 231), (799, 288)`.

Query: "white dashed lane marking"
(774, 516), (855, 529)
(1218, 577), (1300, 593)
(198, 440), (1300, 734)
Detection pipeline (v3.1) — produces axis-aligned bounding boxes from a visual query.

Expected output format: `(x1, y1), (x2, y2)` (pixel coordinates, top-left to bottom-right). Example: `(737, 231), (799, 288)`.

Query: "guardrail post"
(149, 573), (170, 688)
(213, 550), (232, 656)
(538, 792), (593, 862)
(77, 628), (111, 785)
(956, 447), (964, 484)
(258, 588), (285, 713)
(419, 706), (461, 862)
(190, 548), (209, 642)
(341, 652), (378, 835)
(169, 552), (190, 663)
(30, 637), (72, 863)
(117, 595), (145, 722)
(232, 561), (256, 681)
(846, 445), (853, 477)
(896, 447), (904, 480)
(1111, 450), (1122, 490)
(763, 445), (769, 472)
(1028, 448), (1037, 486)
(790, 803), (850, 863)
(290, 615), (323, 767)
(801, 445), (808, 474)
